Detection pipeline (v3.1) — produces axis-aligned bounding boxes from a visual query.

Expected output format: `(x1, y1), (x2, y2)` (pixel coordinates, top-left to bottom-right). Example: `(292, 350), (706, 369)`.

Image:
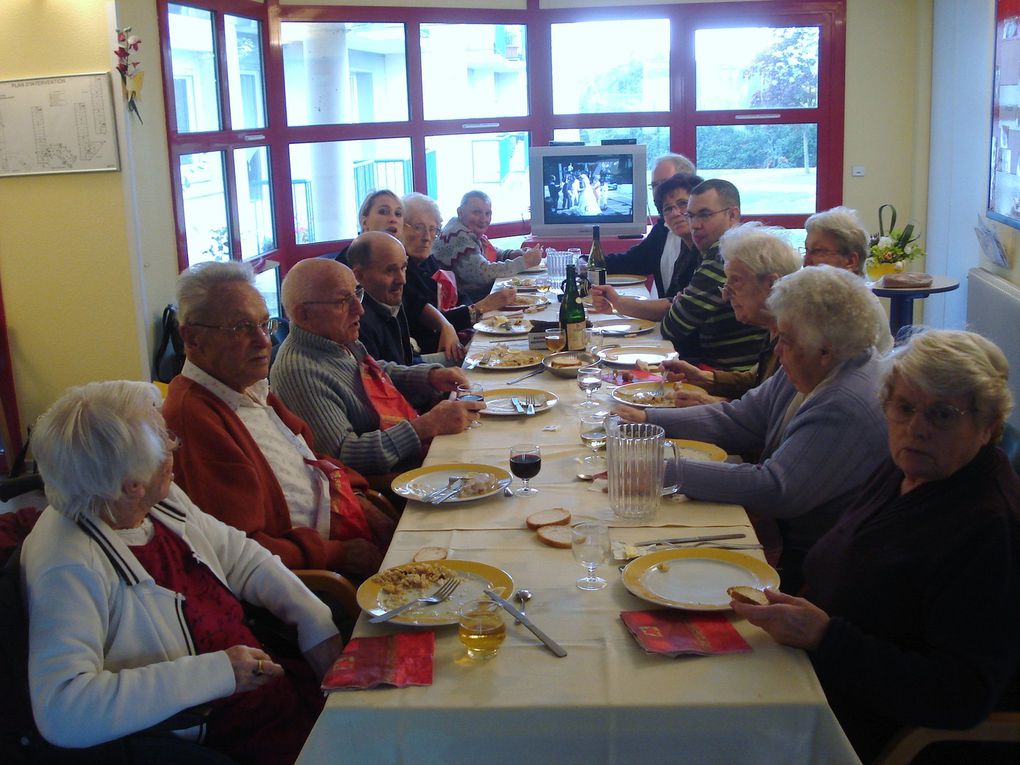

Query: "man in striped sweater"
(660, 179), (768, 370)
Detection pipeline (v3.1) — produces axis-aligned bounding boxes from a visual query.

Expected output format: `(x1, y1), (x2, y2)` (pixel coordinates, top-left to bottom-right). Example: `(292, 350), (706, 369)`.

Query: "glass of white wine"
(571, 521), (610, 591)
(577, 365), (603, 409)
(578, 412), (607, 471)
(545, 328), (566, 354)
(458, 599), (506, 659)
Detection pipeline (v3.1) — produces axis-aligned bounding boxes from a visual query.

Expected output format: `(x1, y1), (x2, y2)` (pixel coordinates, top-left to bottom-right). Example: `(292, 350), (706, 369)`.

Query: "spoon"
(513, 589), (533, 624)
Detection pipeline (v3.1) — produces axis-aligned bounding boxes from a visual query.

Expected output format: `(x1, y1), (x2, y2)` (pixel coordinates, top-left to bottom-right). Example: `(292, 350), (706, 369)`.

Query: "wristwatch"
(469, 304), (482, 324)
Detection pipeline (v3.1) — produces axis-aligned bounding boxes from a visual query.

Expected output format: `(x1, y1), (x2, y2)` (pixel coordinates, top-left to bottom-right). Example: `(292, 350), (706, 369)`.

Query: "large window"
(161, 1), (846, 270)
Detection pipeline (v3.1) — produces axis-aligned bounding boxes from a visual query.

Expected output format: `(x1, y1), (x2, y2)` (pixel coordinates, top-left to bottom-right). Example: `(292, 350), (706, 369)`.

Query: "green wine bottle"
(560, 263), (587, 351)
(588, 225), (607, 286)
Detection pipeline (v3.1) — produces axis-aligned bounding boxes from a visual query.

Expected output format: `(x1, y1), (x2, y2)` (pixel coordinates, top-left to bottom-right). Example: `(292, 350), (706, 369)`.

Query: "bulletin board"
(0, 72), (120, 177)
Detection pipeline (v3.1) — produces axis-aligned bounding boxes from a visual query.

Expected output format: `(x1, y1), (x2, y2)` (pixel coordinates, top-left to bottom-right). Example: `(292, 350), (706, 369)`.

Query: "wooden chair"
(293, 569), (360, 620)
(872, 711), (1020, 765)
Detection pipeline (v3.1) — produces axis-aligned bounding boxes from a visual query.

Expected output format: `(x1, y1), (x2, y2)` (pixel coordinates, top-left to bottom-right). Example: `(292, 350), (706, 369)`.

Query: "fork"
(525, 394), (536, 415)
(368, 578), (462, 623)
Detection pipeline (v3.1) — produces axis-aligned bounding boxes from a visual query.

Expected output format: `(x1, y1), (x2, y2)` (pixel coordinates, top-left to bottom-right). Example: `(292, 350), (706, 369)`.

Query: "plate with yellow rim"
(591, 318), (657, 336)
(357, 559), (515, 626)
(612, 381), (707, 408)
(473, 317), (533, 335)
(622, 549), (778, 611)
(391, 463), (512, 504)
(667, 438), (728, 462)
(606, 274), (647, 287)
(481, 387), (559, 416)
(503, 294), (551, 311)
(597, 346), (678, 367)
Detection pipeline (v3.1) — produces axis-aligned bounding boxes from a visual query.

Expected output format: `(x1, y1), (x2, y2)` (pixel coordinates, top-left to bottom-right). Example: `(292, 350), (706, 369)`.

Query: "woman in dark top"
(732, 330), (1020, 762)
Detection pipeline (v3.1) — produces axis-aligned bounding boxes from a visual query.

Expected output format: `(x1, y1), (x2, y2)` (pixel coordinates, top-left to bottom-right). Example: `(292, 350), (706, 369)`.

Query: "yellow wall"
(0, 0), (147, 438)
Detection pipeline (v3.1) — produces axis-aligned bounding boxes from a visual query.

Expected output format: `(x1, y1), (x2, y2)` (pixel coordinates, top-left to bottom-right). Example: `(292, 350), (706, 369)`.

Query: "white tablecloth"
(298, 283), (860, 765)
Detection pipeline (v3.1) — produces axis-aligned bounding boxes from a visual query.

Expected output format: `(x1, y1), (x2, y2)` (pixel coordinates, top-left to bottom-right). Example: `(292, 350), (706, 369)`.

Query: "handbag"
(152, 304), (185, 383)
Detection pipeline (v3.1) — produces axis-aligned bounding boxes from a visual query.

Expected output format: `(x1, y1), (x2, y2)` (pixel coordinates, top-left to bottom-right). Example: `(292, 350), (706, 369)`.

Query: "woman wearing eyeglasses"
(732, 329), (1020, 762)
(398, 193), (517, 361)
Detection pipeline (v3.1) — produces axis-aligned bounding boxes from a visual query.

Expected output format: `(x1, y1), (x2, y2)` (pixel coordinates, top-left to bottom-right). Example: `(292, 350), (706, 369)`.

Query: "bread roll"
(536, 524), (573, 549)
(412, 546), (449, 562)
(727, 586), (768, 605)
(526, 507), (572, 530)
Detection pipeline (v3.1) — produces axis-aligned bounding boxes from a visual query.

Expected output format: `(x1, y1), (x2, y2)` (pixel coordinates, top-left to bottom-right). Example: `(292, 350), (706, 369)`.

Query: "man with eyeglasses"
(165, 261), (395, 581)
(660, 178), (769, 370)
(399, 193), (517, 361)
(272, 257), (482, 480)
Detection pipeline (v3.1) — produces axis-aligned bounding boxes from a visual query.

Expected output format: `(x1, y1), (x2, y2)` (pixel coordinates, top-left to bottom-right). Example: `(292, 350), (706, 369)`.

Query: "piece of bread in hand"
(526, 507), (572, 530)
(412, 546), (449, 562)
(727, 586), (768, 605)
(536, 524), (573, 549)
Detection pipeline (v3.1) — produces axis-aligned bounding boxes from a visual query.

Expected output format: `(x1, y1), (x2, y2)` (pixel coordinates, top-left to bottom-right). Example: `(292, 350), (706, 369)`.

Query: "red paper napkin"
(620, 610), (751, 657)
(322, 631), (435, 691)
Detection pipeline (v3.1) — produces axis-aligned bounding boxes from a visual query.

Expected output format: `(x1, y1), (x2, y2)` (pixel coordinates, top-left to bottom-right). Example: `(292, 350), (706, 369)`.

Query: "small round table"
(870, 275), (960, 336)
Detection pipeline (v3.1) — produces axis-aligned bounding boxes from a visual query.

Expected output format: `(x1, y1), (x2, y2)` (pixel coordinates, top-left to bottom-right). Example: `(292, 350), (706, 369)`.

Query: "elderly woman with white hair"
(803, 205), (869, 276)
(658, 222), (802, 406)
(733, 330), (1020, 762)
(612, 266), (893, 592)
(22, 381), (341, 764)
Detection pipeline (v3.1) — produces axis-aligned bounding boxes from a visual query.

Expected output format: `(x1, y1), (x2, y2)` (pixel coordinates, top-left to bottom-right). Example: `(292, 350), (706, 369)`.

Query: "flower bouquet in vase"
(866, 204), (926, 281)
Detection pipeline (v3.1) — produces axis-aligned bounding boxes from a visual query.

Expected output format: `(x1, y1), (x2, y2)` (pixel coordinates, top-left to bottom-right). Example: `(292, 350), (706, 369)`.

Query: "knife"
(633, 532), (746, 546)
(485, 590), (567, 658)
(506, 368), (544, 384)
(429, 479), (465, 505)
(510, 396), (525, 414)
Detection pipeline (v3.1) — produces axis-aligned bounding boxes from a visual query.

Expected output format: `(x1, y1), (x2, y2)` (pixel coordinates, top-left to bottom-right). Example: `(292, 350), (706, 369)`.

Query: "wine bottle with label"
(588, 225), (607, 286)
(560, 263), (587, 351)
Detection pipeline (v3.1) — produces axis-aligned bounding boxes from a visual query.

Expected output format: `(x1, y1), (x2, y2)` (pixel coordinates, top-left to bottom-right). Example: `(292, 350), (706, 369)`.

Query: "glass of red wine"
(509, 443), (541, 496)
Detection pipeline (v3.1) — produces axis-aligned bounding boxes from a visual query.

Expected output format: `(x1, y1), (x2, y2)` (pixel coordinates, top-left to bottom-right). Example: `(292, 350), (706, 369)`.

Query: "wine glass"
(535, 278), (551, 295)
(509, 443), (541, 496)
(545, 328), (566, 354)
(583, 327), (604, 356)
(577, 366), (603, 409)
(578, 412), (607, 470)
(571, 521), (610, 591)
(457, 383), (485, 428)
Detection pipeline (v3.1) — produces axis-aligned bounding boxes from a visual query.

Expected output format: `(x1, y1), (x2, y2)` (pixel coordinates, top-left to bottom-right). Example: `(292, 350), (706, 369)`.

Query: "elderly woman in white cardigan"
(22, 380), (340, 764)
(612, 266), (893, 593)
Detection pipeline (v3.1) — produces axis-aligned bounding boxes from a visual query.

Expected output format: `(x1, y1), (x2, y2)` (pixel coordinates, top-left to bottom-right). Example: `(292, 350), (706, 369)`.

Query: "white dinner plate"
(606, 274), (647, 286)
(473, 317), (533, 335)
(612, 381), (707, 408)
(503, 295), (551, 311)
(482, 387), (559, 416)
(591, 318), (656, 336)
(597, 346), (679, 367)
(466, 347), (544, 371)
(494, 276), (546, 291)
(391, 463), (512, 504)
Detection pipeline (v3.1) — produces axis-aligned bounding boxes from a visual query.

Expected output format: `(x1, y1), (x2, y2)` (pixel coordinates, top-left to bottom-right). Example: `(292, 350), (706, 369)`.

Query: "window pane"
(551, 19), (669, 115)
(281, 22), (408, 127)
(255, 264), (281, 318)
(424, 132), (530, 224)
(180, 152), (229, 263)
(695, 27), (819, 111)
(234, 146), (274, 259)
(289, 138), (412, 242)
(696, 124), (817, 214)
(168, 4), (220, 133)
(225, 15), (266, 130)
(553, 127), (670, 214)
(420, 24), (528, 120)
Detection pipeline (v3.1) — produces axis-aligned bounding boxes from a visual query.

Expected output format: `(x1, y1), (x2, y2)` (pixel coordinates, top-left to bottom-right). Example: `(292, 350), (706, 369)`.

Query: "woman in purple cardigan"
(733, 330), (1020, 762)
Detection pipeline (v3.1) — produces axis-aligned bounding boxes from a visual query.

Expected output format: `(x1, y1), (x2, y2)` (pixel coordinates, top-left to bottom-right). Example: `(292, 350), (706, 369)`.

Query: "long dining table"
(297, 276), (861, 765)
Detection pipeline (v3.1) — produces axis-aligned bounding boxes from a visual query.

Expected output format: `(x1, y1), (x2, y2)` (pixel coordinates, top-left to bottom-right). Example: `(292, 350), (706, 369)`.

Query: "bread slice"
(526, 507), (572, 530)
(882, 272), (933, 289)
(536, 524), (573, 549)
(727, 586), (768, 605)
(412, 546), (449, 562)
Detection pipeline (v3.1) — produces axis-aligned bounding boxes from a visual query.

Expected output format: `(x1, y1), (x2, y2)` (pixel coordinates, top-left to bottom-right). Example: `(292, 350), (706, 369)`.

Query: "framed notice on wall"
(0, 72), (120, 178)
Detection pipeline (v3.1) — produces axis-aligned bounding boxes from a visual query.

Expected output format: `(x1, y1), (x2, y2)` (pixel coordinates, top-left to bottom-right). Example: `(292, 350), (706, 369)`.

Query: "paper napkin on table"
(322, 631), (435, 692)
(620, 610), (751, 657)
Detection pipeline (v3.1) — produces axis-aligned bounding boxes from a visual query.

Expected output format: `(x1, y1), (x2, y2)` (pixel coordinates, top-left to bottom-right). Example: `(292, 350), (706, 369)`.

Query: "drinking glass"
(571, 521), (610, 591)
(545, 328), (566, 353)
(457, 383), (485, 428)
(577, 366), (603, 409)
(535, 278), (551, 295)
(509, 443), (541, 496)
(578, 412), (607, 470)
(583, 327), (604, 356)
(458, 599), (506, 659)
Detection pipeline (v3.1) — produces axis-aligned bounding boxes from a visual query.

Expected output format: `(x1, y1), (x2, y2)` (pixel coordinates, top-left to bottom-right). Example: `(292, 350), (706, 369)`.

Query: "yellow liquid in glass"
(458, 616), (507, 657)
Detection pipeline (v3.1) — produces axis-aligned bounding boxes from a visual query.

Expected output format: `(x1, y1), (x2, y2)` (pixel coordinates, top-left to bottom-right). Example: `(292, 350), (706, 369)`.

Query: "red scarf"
(431, 269), (458, 310)
(303, 457), (372, 542)
(479, 235), (500, 263)
(359, 355), (428, 457)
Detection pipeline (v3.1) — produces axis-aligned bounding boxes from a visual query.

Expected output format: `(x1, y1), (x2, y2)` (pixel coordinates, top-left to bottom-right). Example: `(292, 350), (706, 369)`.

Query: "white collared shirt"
(659, 231), (684, 291)
(181, 360), (331, 538)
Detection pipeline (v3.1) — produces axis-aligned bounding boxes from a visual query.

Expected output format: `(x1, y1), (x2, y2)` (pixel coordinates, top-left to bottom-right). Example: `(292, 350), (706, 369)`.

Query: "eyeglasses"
(684, 207), (732, 223)
(883, 399), (973, 430)
(190, 318), (278, 337)
(662, 202), (689, 216)
(302, 286), (365, 311)
(404, 221), (441, 239)
(799, 246), (844, 258)
(648, 180), (663, 191)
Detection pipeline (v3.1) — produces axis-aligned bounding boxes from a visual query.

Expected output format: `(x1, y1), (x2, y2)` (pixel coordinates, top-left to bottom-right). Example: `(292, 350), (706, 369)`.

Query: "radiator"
(966, 268), (1020, 431)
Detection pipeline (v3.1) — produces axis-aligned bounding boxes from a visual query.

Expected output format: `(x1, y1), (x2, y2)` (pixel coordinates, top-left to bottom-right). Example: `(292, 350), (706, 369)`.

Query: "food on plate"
(525, 507), (572, 530)
(635, 359), (662, 373)
(412, 546), (449, 562)
(549, 356), (584, 369)
(480, 315), (531, 332)
(375, 562), (450, 607)
(727, 586), (769, 605)
(459, 472), (497, 498)
(504, 276), (540, 288)
(471, 347), (543, 368)
(536, 524), (574, 549)
(615, 383), (690, 407)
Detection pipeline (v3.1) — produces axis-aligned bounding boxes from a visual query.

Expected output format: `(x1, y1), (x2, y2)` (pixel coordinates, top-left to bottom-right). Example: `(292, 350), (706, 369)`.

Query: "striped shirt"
(660, 243), (768, 370)
(271, 325), (440, 475)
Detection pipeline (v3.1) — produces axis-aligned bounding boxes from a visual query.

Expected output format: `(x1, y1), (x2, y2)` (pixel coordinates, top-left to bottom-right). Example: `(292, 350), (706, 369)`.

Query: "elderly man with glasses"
(660, 178), (768, 370)
(272, 257), (482, 481)
(165, 261), (395, 580)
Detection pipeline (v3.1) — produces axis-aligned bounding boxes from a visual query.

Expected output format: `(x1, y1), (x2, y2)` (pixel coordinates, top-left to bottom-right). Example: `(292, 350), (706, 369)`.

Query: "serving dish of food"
(541, 351), (597, 378)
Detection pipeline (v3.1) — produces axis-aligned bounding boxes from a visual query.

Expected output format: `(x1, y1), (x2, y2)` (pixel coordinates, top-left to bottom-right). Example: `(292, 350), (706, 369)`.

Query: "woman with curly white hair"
(803, 205), (869, 275)
(612, 266), (893, 592)
(659, 222), (802, 405)
(733, 330), (1020, 762)
(22, 380), (341, 764)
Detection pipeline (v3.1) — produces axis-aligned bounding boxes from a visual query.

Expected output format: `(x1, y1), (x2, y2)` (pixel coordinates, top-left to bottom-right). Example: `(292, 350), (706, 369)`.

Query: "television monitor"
(529, 144), (648, 238)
